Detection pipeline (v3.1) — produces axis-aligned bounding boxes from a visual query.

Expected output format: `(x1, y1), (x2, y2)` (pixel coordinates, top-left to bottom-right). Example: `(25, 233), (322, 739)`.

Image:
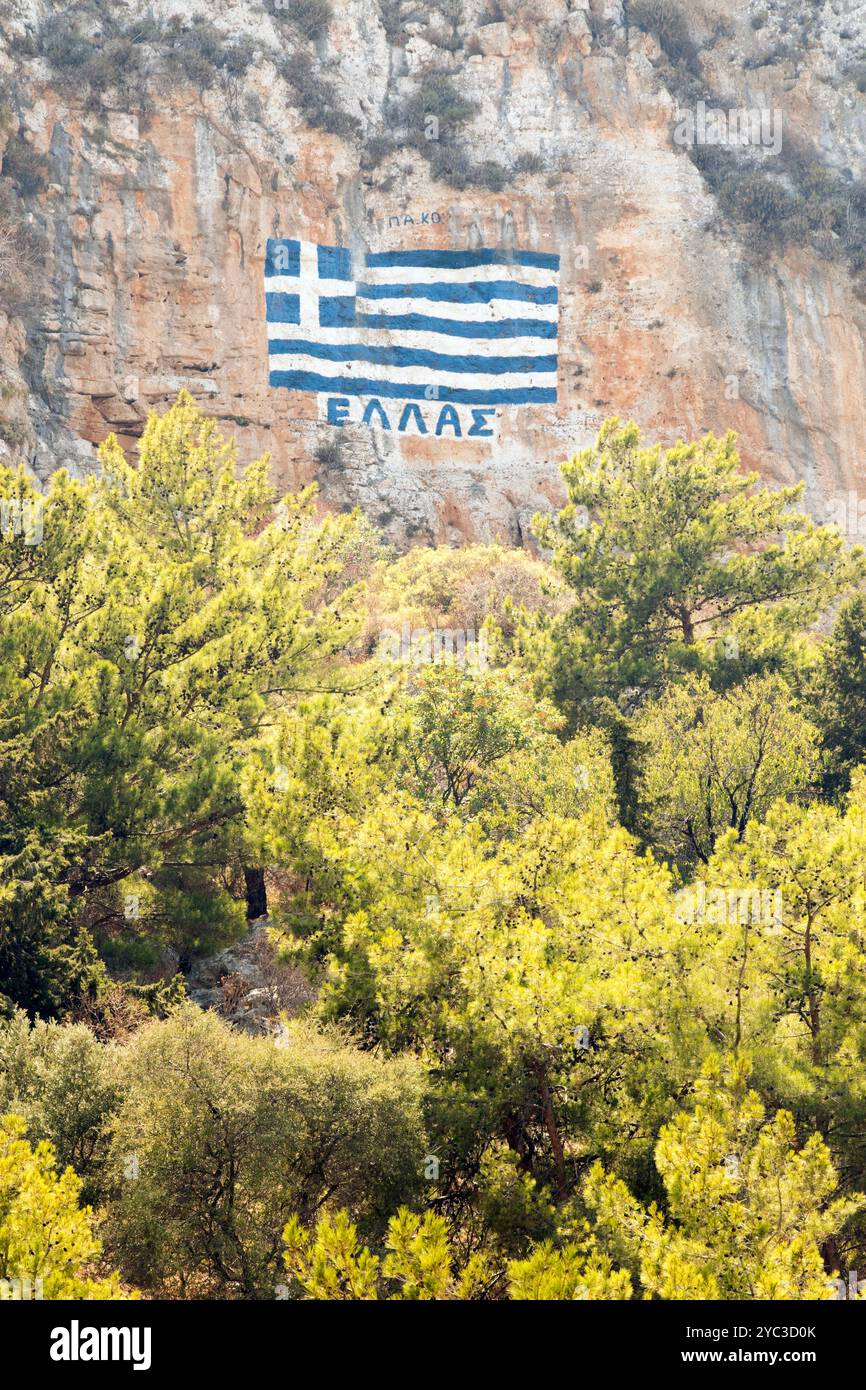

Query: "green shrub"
(0, 417), (28, 448)
(743, 40), (791, 68)
(1, 133), (48, 196)
(163, 19), (256, 90)
(399, 72), (481, 187)
(717, 170), (794, 246)
(629, 0), (697, 66)
(514, 151), (545, 175)
(124, 975), (187, 1019)
(402, 71), (478, 138)
(33, 15), (149, 105)
(106, 1005), (428, 1297)
(315, 440), (344, 470)
(0, 187), (43, 315)
(379, 0), (428, 45)
(33, 13), (255, 102)
(219, 37), (258, 80)
(280, 53), (360, 137)
(691, 126), (866, 274)
(0, 76), (18, 134)
(428, 139), (474, 188)
(849, 61), (866, 93)
(36, 14), (101, 70)
(0, 1011), (121, 1200)
(426, 138), (536, 192)
(362, 132), (398, 166)
(269, 0), (333, 41)
(473, 158), (508, 191)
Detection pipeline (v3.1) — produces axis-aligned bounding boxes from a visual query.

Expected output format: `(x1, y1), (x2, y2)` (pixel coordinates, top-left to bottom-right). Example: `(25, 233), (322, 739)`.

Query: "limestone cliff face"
(0, 0), (865, 544)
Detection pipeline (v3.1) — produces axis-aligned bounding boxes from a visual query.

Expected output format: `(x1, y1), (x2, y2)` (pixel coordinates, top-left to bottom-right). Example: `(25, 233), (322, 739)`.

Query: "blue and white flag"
(264, 239), (559, 407)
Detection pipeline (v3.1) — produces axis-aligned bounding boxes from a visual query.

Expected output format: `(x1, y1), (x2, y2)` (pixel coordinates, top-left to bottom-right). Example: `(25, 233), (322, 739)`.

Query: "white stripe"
(268, 353), (556, 391)
(357, 295), (557, 322)
(300, 242), (323, 333)
(266, 324), (554, 355)
(265, 275), (357, 297)
(359, 263), (558, 287)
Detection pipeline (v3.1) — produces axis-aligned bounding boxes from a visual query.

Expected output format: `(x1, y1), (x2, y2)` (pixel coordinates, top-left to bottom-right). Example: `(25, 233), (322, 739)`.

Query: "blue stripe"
(265, 238), (300, 277)
(356, 280), (558, 305)
(353, 311), (557, 339)
(365, 248), (560, 271)
(269, 371), (556, 404)
(268, 339), (556, 375)
(319, 295), (357, 327)
(265, 292), (300, 325)
(318, 244), (352, 280)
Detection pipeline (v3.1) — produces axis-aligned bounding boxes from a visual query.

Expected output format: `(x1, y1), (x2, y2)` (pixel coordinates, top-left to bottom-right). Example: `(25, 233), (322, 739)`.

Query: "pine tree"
(0, 393), (372, 1014)
(533, 419), (862, 718)
(584, 1056), (861, 1299)
(0, 1113), (125, 1299)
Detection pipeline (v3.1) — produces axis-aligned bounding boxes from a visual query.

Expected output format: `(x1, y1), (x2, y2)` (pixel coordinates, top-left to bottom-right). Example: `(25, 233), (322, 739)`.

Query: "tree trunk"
(502, 1110), (535, 1177)
(805, 910), (821, 1066)
(531, 1057), (568, 1201)
(243, 867), (268, 921)
(679, 604), (696, 645)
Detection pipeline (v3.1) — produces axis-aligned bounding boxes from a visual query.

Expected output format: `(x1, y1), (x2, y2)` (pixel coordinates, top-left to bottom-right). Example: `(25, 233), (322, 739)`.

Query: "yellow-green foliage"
(532, 418), (864, 710)
(0, 1114), (125, 1299)
(283, 1204), (628, 1301)
(638, 672), (819, 865)
(6, 402), (866, 1303)
(368, 540), (568, 643)
(585, 1056), (861, 1300)
(284, 1207), (493, 1300)
(280, 1057), (861, 1300)
(0, 391), (374, 1014)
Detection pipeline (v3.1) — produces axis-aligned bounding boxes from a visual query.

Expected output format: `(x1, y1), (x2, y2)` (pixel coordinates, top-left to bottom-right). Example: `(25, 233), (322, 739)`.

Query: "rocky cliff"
(0, 0), (864, 544)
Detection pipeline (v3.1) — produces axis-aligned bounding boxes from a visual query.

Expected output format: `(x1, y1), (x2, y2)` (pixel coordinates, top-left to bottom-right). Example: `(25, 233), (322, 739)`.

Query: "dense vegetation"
(3, 396), (866, 1299)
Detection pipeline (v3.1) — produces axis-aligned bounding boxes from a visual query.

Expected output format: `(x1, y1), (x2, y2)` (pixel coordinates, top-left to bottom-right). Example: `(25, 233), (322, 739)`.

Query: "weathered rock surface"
(186, 917), (315, 1035)
(0, 0), (864, 543)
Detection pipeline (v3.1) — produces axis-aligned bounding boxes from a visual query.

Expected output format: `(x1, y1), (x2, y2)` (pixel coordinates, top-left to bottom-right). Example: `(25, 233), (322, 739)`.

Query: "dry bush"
(219, 972), (249, 1016)
(364, 543), (570, 650)
(71, 985), (151, 1043)
(252, 932), (317, 1016)
(0, 216), (37, 312)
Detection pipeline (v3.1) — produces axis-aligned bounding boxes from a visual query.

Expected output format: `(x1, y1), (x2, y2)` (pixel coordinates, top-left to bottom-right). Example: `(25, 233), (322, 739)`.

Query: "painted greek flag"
(265, 239), (559, 406)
